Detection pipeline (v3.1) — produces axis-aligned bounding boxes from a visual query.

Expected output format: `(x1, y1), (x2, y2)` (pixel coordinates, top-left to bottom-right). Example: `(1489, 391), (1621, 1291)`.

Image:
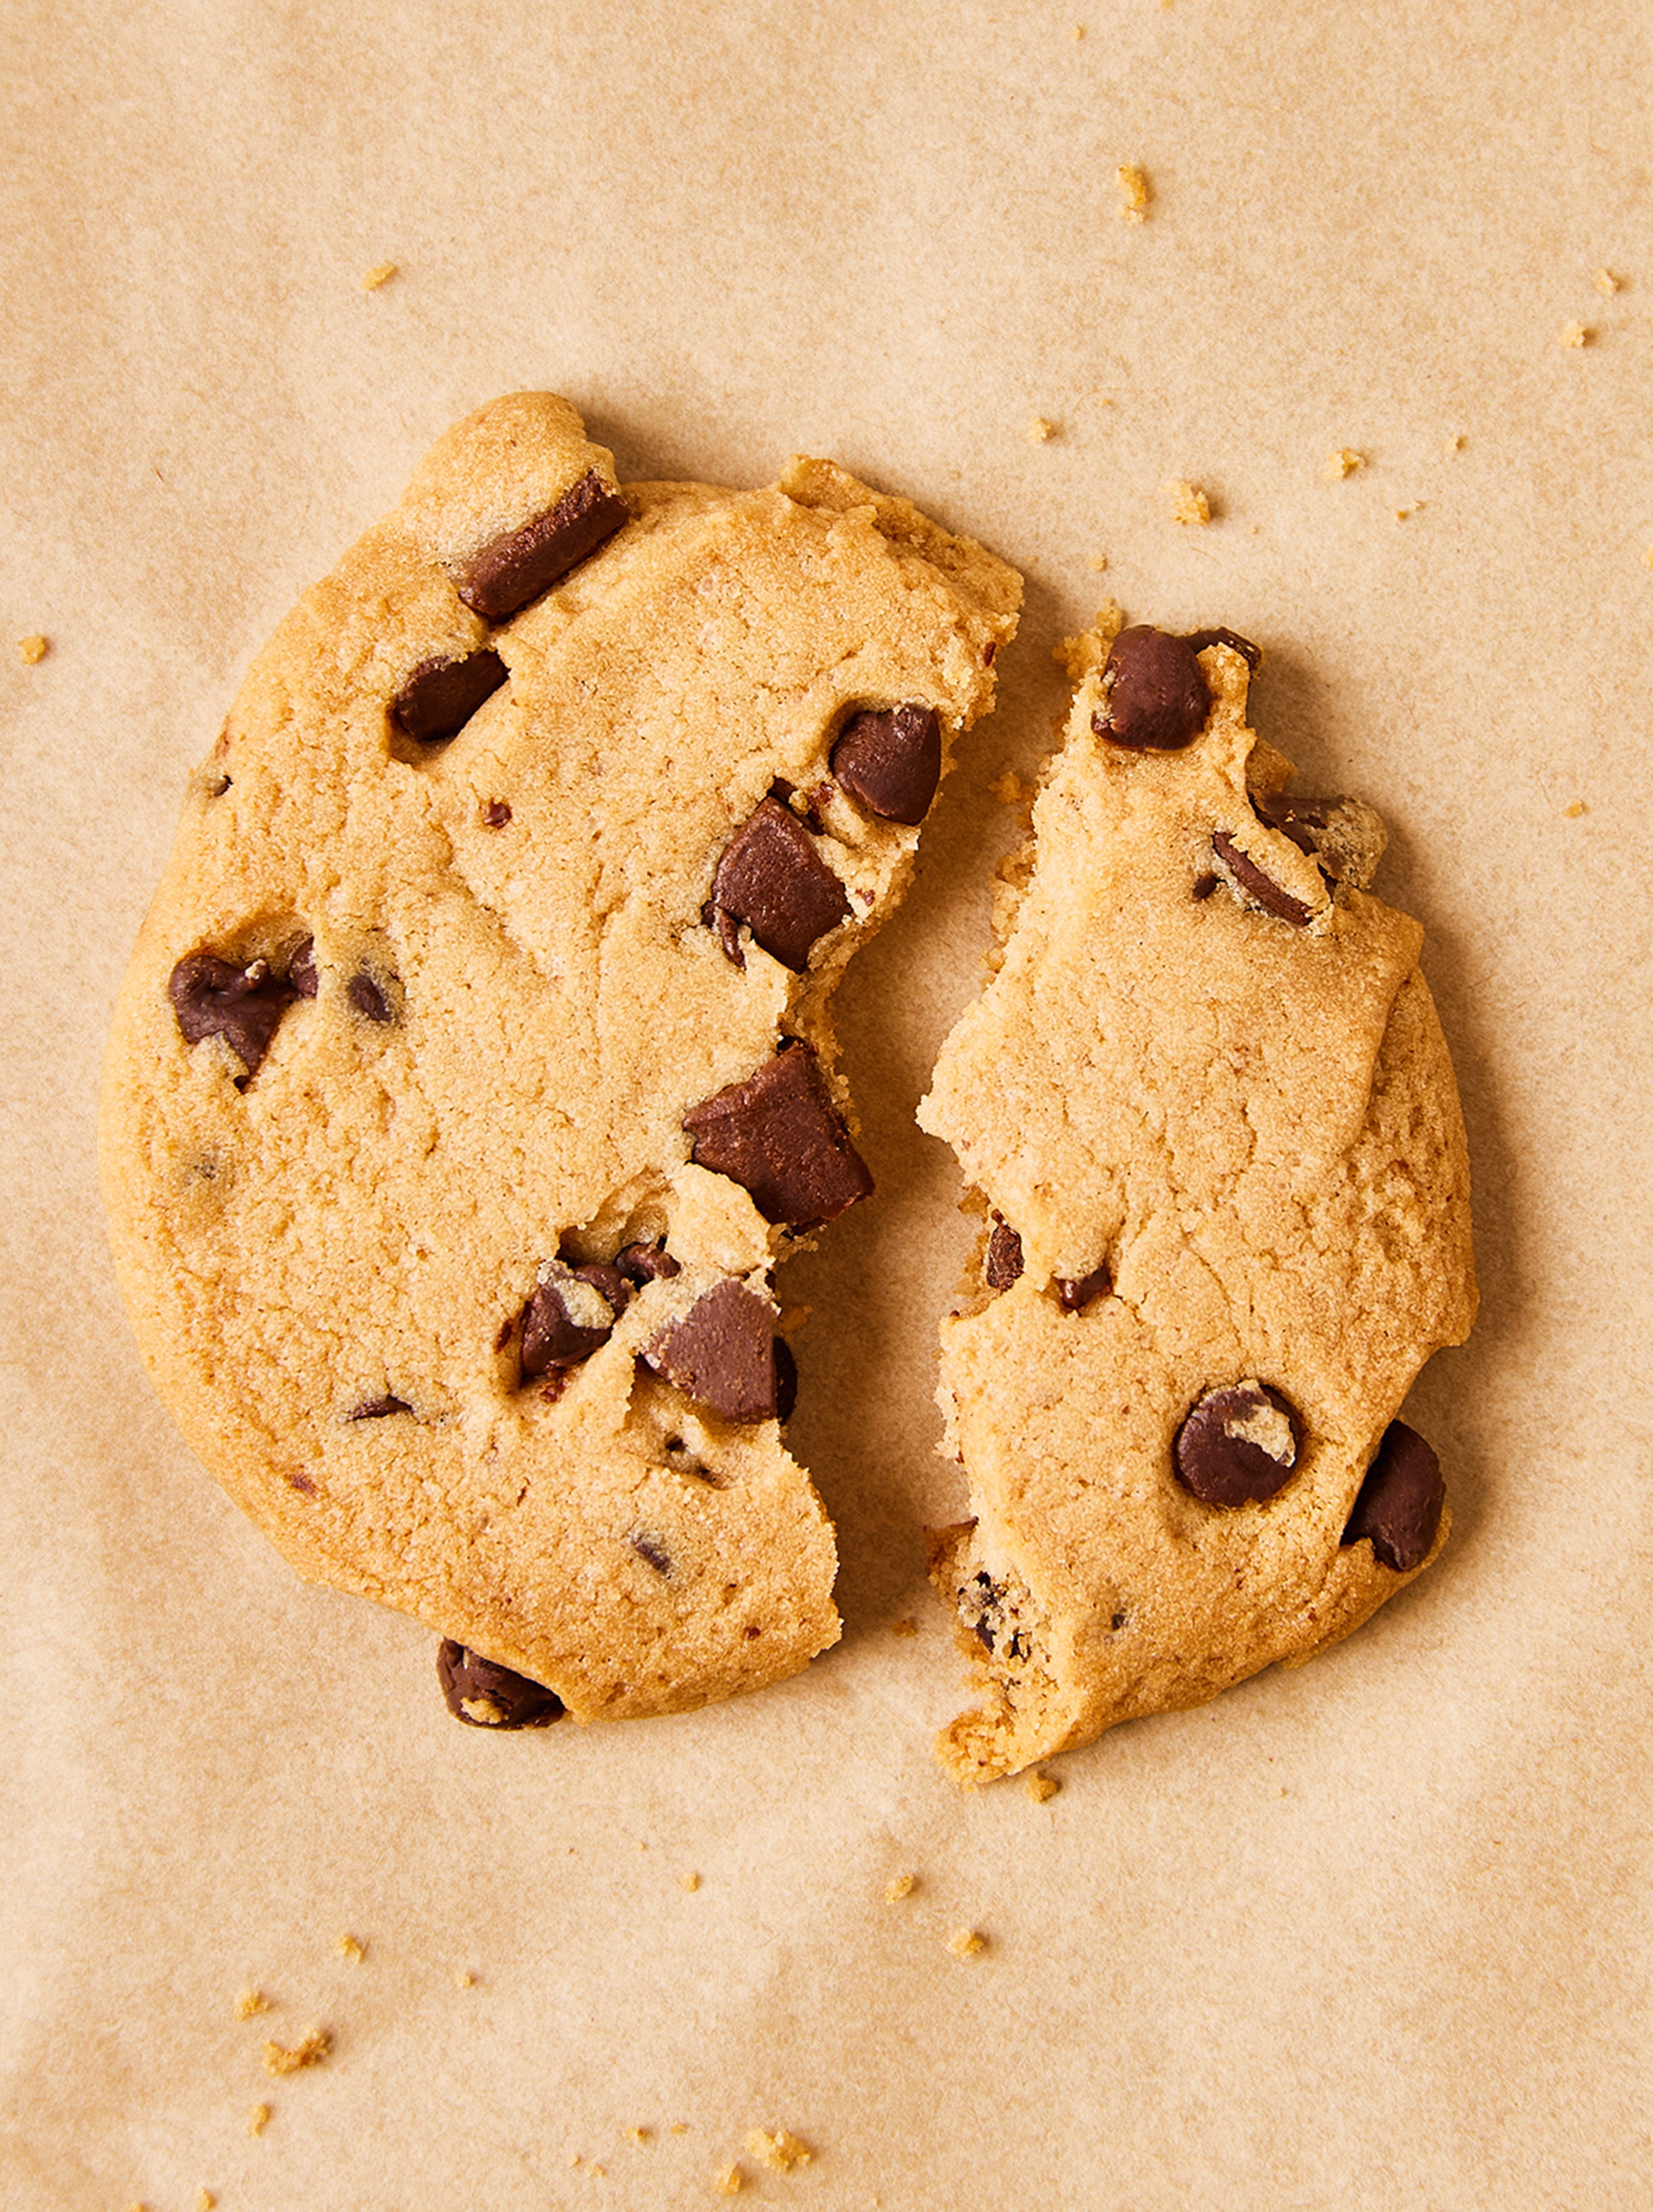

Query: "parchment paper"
(4, 3), (1649, 2206)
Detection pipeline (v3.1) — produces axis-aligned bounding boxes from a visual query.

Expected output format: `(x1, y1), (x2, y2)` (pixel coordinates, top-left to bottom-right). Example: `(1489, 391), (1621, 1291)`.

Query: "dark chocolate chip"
(1092, 627), (1212, 752)
(711, 797), (852, 971)
(830, 703), (942, 824)
(1341, 1420), (1445, 1572)
(683, 1046), (873, 1227)
(437, 1640), (565, 1728)
(390, 649), (508, 743)
(520, 1261), (627, 1376)
(1211, 830), (1314, 926)
(985, 1216), (1024, 1290)
(1055, 1265), (1110, 1312)
(629, 1532), (672, 1576)
(456, 471), (629, 623)
(348, 1394), (411, 1420)
(482, 800), (512, 828)
(1192, 873), (1220, 901)
(287, 1469), (317, 1495)
(168, 951), (297, 1084)
(1109, 1609), (1128, 1631)
(288, 938), (318, 998)
(1182, 626), (1263, 670)
(1174, 1382), (1303, 1507)
(1251, 788), (1387, 892)
(616, 1241), (681, 1286)
(643, 1278), (783, 1423)
(348, 971), (396, 1022)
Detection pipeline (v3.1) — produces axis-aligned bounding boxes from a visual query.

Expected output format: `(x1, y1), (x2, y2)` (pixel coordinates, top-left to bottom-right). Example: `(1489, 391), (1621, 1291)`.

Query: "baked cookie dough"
(919, 621), (1475, 1781)
(101, 393), (1020, 1726)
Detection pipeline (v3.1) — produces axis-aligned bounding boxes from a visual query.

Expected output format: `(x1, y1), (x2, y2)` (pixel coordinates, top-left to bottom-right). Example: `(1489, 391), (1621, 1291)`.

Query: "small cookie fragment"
(361, 262), (397, 290)
(945, 1928), (986, 1957)
(16, 633), (48, 663)
(262, 2029), (331, 2075)
(1322, 448), (1364, 480)
(1595, 268), (1621, 295)
(1559, 323), (1591, 348)
(1025, 1770), (1060, 1802)
(1026, 416), (1057, 444)
(1116, 163), (1149, 221)
(884, 1872), (917, 1901)
(715, 2165), (746, 2196)
(247, 2103), (270, 2136)
(746, 2129), (813, 2171)
(234, 1988), (270, 2019)
(1163, 479), (1211, 525)
(336, 1933), (365, 1962)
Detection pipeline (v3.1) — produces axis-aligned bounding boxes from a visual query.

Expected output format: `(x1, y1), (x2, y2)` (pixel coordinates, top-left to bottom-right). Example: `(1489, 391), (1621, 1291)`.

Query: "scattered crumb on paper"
(1559, 322), (1591, 347)
(746, 2128), (813, 2171)
(884, 1872), (917, 1902)
(1086, 551), (1108, 571)
(1026, 1770), (1061, 1802)
(247, 2104), (270, 2136)
(1116, 164), (1149, 221)
(1053, 603), (1126, 680)
(1026, 415), (1057, 444)
(197, 2192), (216, 2211)
(680, 1870), (701, 1892)
(262, 2029), (331, 2075)
(454, 1969), (477, 1987)
(234, 1988), (270, 2019)
(361, 262), (398, 291)
(336, 1933), (365, 1962)
(1563, 800), (1587, 818)
(628, 2125), (653, 2144)
(16, 634), (47, 664)
(1594, 268), (1621, 294)
(715, 2165), (745, 2196)
(1322, 448), (1364, 480)
(1164, 479), (1210, 524)
(947, 1927), (986, 1957)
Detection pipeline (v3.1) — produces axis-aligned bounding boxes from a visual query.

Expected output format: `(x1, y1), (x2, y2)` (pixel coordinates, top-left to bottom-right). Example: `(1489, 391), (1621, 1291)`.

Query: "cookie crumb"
(361, 262), (398, 291)
(680, 1870), (701, 1892)
(234, 1988), (270, 2020)
(197, 2192), (216, 2211)
(1073, 22), (1085, 37)
(1321, 448), (1364, 481)
(890, 1614), (919, 1636)
(1563, 800), (1587, 818)
(1086, 552), (1109, 571)
(1116, 164), (1149, 222)
(715, 2165), (745, 2196)
(336, 1932), (365, 1962)
(1053, 602), (1126, 681)
(884, 1873), (917, 1902)
(1026, 415), (1057, 444)
(1595, 268), (1621, 295)
(16, 633), (48, 664)
(454, 1969), (477, 1987)
(672, 2123), (690, 2134)
(746, 2129), (813, 2171)
(628, 2126), (653, 2144)
(946, 1927), (986, 1957)
(1025, 1770), (1061, 1802)
(1559, 322), (1591, 348)
(1164, 479), (1211, 525)
(1445, 433), (1464, 454)
(247, 2103), (271, 2136)
(1644, 547), (1653, 571)
(262, 2028), (331, 2075)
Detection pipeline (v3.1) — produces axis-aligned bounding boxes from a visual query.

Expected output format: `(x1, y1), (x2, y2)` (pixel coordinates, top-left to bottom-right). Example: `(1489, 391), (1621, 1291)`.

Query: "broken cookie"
(101, 392), (1019, 1726)
(919, 623), (1475, 1781)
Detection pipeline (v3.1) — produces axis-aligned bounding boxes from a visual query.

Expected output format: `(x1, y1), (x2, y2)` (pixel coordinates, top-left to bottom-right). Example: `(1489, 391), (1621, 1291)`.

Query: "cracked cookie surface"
(101, 392), (1020, 1724)
(919, 625), (1475, 1781)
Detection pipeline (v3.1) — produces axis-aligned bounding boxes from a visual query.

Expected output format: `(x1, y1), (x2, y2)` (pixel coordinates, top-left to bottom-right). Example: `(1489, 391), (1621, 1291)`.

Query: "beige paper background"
(4, 3), (1650, 2206)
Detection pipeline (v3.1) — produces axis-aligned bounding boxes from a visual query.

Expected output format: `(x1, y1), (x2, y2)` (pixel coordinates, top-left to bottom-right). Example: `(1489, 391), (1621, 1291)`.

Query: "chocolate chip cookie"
(101, 392), (1020, 1726)
(919, 621), (1475, 1781)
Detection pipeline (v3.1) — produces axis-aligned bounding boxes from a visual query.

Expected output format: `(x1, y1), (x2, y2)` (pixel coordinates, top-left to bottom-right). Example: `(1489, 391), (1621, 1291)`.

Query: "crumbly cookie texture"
(919, 623), (1475, 1783)
(102, 392), (1019, 1726)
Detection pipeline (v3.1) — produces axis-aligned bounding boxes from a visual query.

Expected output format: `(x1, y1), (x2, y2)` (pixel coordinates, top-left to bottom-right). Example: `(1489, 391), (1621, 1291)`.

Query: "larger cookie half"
(101, 394), (1020, 1725)
(919, 622), (1475, 1781)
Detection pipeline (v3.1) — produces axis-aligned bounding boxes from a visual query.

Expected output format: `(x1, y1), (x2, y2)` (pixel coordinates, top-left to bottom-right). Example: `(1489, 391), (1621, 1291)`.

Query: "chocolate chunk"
(711, 797), (851, 970)
(684, 1046), (873, 1227)
(520, 1261), (627, 1376)
(1055, 1265), (1110, 1311)
(389, 649), (508, 743)
(348, 971), (397, 1022)
(643, 1279), (782, 1422)
(629, 1532), (672, 1576)
(1341, 1420), (1445, 1571)
(1211, 830), (1314, 926)
(1252, 789), (1387, 891)
(437, 1640), (565, 1728)
(1174, 1382), (1303, 1507)
(481, 800), (512, 828)
(456, 471), (629, 622)
(830, 703), (942, 824)
(1182, 626), (1263, 670)
(985, 1216), (1024, 1290)
(616, 1241), (681, 1286)
(1191, 874), (1220, 901)
(348, 1394), (410, 1420)
(288, 938), (318, 998)
(168, 951), (297, 1084)
(1092, 627), (1212, 752)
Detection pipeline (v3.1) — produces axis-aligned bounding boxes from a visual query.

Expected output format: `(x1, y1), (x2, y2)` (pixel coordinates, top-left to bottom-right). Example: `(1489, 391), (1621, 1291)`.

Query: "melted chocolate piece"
(1211, 830), (1314, 926)
(390, 649), (508, 743)
(168, 951), (297, 1084)
(456, 471), (629, 622)
(615, 1241), (681, 1286)
(985, 1217), (1024, 1289)
(520, 1262), (627, 1376)
(711, 797), (851, 971)
(348, 971), (397, 1022)
(1182, 626), (1263, 670)
(1055, 1265), (1110, 1312)
(683, 1046), (873, 1227)
(1341, 1420), (1445, 1571)
(481, 800), (512, 828)
(348, 1394), (411, 1420)
(1174, 1382), (1303, 1507)
(1092, 627), (1212, 752)
(830, 703), (942, 824)
(629, 1532), (673, 1576)
(437, 1640), (565, 1728)
(644, 1279), (782, 1423)
(287, 938), (318, 998)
